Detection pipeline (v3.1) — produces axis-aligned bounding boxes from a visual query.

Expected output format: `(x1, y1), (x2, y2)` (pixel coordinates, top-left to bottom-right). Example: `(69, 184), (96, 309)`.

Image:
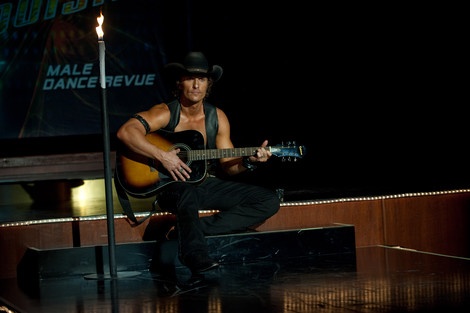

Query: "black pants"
(157, 176), (281, 263)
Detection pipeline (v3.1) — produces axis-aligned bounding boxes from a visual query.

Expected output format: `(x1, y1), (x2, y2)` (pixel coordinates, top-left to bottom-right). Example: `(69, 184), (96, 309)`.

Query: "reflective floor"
(1, 246), (470, 313)
(1, 181), (470, 312)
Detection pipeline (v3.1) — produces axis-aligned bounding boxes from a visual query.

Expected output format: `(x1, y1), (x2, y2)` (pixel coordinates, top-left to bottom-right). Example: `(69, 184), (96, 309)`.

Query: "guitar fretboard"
(188, 147), (262, 161)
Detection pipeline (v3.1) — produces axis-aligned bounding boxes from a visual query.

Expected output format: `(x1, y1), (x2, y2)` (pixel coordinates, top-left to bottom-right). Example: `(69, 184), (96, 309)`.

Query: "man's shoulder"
(149, 102), (171, 112)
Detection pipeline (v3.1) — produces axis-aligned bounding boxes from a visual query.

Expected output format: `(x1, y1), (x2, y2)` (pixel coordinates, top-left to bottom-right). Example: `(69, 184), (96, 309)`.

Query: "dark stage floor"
(1, 246), (469, 313)
(1, 181), (470, 312)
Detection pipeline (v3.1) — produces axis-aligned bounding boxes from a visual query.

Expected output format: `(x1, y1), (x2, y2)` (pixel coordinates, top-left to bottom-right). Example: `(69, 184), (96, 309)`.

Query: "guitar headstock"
(270, 141), (306, 162)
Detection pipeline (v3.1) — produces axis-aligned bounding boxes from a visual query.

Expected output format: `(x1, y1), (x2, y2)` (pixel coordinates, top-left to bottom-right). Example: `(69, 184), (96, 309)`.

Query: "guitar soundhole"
(173, 143), (192, 166)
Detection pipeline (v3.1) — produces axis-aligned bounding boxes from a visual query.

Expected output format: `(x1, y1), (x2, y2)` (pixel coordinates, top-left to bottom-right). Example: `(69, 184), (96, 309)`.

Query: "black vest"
(163, 99), (219, 174)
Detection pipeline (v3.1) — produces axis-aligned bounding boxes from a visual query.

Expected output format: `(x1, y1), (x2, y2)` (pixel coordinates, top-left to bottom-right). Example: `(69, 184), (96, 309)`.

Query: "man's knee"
(265, 195), (281, 217)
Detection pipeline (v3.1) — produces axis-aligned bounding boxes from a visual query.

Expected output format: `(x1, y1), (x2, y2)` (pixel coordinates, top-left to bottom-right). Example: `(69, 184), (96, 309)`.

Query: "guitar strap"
(114, 166), (158, 226)
(115, 100), (218, 226)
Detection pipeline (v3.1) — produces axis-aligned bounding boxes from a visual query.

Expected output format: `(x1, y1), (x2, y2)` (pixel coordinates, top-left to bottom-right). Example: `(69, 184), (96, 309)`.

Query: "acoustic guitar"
(115, 129), (306, 198)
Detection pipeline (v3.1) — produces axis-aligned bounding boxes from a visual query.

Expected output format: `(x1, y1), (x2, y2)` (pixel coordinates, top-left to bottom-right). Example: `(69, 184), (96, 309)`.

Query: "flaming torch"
(94, 10), (117, 279)
(91, 10), (140, 281)
(96, 12), (106, 89)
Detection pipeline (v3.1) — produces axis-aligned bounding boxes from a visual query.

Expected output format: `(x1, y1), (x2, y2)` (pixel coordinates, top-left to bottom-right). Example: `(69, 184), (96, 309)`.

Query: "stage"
(1, 181), (470, 312)
(1, 246), (469, 313)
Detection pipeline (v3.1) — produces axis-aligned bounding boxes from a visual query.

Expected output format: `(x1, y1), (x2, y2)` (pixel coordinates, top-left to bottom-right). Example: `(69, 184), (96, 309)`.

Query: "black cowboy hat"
(164, 52), (223, 82)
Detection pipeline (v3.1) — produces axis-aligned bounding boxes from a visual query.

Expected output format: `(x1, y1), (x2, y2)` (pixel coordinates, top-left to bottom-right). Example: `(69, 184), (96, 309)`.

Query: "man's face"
(179, 75), (209, 103)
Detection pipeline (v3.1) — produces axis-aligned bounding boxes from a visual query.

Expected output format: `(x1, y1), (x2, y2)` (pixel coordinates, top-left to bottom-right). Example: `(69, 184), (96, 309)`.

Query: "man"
(116, 52), (280, 274)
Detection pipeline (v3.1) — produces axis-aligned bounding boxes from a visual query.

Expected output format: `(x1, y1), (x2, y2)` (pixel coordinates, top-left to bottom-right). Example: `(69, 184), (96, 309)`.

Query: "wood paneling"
(382, 192), (470, 256)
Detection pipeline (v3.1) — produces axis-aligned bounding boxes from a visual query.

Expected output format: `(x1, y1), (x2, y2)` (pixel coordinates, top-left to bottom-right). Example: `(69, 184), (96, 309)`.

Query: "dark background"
(1, 1), (468, 199)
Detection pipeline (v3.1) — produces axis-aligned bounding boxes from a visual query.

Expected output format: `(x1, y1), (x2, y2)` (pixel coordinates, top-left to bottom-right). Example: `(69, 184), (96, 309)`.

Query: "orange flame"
(96, 12), (104, 40)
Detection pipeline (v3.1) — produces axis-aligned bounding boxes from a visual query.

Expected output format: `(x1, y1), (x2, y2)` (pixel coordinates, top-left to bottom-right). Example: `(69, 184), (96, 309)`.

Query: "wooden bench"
(0, 152), (115, 183)
(0, 134), (118, 184)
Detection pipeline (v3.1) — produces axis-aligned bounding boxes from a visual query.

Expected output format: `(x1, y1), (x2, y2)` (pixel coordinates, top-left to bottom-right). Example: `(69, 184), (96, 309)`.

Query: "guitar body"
(115, 129), (208, 198)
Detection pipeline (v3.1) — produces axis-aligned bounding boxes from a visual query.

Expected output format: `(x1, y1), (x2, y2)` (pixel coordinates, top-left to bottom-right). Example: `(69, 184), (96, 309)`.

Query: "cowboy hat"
(164, 52), (223, 82)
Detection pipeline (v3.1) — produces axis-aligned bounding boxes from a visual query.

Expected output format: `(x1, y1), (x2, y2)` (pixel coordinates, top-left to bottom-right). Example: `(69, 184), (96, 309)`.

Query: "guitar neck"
(188, 147), (268, 161)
